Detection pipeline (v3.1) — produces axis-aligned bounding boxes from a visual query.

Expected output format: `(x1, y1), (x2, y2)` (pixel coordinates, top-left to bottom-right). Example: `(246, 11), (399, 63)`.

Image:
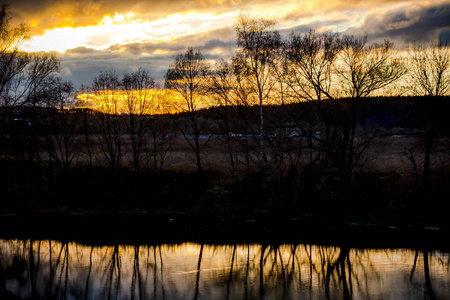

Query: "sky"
(4, 0), (450, 88)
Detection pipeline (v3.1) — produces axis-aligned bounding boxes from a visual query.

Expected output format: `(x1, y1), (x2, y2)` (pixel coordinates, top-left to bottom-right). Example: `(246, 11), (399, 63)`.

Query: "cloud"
(62, 47), (121, 60)
(279, 17), (355, 36)
(345, 2), (450, 46)
(3, 0), (253, 34)
(5, 0), (450, 87)
(58, 26), (236, 87)
(439, 29), (450, 43)
(64, 47), (102, 55)
(106, 26), (235, 56)
(1, 0), (411, 35)
(59, 66), (72, 76)
(6, 0), (450, 36)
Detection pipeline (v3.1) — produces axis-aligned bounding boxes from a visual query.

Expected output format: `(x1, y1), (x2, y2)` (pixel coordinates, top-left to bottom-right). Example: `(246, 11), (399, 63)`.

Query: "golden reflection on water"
(0, 240), (449, 299)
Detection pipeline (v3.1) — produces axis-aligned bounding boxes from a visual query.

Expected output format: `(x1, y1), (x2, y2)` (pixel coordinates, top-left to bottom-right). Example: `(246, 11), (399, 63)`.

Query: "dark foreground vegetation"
(1, 96), (450, 244)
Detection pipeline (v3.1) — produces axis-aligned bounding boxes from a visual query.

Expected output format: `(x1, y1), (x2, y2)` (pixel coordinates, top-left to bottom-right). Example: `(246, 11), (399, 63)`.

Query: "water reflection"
(0, 239), (449, 299)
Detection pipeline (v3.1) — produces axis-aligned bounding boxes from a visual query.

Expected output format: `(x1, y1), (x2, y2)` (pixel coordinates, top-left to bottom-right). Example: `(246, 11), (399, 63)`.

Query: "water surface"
(1, 239), (449, 299)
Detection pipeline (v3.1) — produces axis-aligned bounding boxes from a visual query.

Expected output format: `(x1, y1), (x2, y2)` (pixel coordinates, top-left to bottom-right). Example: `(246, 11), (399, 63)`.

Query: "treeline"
(1, 7), (450, 222)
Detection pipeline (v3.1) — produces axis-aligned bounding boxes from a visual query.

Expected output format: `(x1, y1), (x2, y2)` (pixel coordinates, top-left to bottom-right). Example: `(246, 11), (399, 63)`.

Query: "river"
(1, 239), (449, 299)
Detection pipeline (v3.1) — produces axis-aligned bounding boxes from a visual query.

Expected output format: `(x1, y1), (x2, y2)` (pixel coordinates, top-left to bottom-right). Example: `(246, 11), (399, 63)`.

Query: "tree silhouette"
(0, 5), (59, 119)
(40, 77), (81, 172)
(333, 36), (406, 176)
(233, 12), (281, 163)
(408, 41), (450, 97)
(165, 47), (211, 173)
(122, 68), (157, 172)
(405, 42), (450, 187)
(91, 70), (123, 171)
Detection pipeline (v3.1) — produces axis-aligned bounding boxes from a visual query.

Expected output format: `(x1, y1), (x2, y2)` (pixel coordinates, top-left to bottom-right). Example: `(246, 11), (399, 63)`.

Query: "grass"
(1, 133), (450, 232)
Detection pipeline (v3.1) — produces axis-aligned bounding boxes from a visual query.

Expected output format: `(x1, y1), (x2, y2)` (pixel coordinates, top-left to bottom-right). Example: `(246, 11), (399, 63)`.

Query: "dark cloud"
(439, 29), (450, 43)
(61, 47), (121, 60)
(64, 47), (102, 55)
(281, 0), (405, 23)
(203, 39), (235, 49)
(347, 3), (450, 46)
(282, 25), (313, 34)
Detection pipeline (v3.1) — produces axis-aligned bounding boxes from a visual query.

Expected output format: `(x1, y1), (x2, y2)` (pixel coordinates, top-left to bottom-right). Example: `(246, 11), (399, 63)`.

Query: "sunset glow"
(78, 89), (167, 114)
(77, 89), (216, 114)
(3, 0), (448, 87)
(23, 12), (237, 53)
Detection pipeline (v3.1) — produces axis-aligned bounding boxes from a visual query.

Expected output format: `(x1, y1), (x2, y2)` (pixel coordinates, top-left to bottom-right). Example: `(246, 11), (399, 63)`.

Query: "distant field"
(60, 133), (446, 175)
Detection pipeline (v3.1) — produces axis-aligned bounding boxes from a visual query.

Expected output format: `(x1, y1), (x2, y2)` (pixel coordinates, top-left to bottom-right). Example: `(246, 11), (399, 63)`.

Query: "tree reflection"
(244, 244), (250, 299)
(45, 241), (70, 299)
(409, 249), (443, 300)
(28, 239), (38, 299)
(103, 245), (121, 299)
(324, 246), (352, 300)
(131, 245), (142, 300)
(225, 244), (236, 300)
(0, 240), (449, 299)
(193, 244), (204, 300)
(156, 245), (166, 300)
(84, 246), (94, 300)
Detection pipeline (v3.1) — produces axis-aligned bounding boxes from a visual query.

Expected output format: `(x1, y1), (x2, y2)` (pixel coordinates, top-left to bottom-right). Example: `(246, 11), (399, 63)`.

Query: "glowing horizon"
(77, 88), (217, 115)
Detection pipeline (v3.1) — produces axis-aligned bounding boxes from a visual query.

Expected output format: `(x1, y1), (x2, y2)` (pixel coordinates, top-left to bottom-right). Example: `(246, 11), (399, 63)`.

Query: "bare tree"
(0, 5), (60, 162)
(333, 36), (406, 176)
(122, 68), (157, 171)
(40, 77), (81, 171)
(210, 60), (237, 170)
(404, 98), (450, 186)
(0, 5), (59, 117)
(408, 41), (450, 96)
(405, 42), (450, 185)
(210, 59), (260, 169)
(91, 70), (123, 171)
(0, 4), (30, 115)
(284, 30), (341, 102)
(282, 31), (342, 168)
(165, 47), (211, 173)
(233, 12), (281, 163)
(77, 84), (95, 168)
(337, 37), (405, 99)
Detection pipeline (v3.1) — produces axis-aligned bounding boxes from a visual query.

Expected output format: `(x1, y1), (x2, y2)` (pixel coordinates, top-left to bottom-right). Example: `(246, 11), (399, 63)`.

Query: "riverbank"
(2, 158), (450, 249)
(1, 211), (448, 250)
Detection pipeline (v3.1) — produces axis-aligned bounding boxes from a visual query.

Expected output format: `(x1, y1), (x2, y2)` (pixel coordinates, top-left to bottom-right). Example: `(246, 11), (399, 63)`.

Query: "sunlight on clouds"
(280, 8), (360, 33)
(30, 20), (39, 28)
(21, 1), (387, 54)
(21, 0), (444, 55)
(98, 12), (135, 26)
(153, 50), (169, 54)
(23, 12), (237, 54)
(24, 27), (90, 53)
